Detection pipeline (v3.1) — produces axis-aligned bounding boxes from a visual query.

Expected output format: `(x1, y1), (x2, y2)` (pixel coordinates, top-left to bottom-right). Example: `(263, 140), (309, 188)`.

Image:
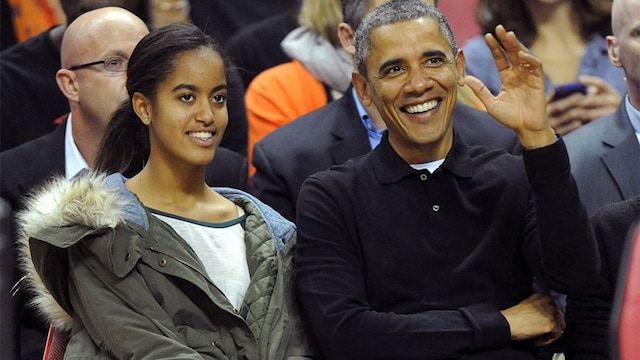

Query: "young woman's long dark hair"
(94, 22), (230, 177)
(474, 0), (612, 46)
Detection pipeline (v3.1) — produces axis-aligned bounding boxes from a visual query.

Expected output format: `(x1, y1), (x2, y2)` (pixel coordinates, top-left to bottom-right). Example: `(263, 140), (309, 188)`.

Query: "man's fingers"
(484, 32), (511, 72)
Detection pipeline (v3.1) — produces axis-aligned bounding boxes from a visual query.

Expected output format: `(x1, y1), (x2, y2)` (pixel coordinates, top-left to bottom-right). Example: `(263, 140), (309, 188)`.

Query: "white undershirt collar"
(64, 113), (90, 179)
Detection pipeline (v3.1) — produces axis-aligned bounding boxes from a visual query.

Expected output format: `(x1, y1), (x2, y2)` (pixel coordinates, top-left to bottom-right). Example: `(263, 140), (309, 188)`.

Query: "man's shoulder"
(594, 196), (640, 224)
(306, 152), (371, 183)
(212, 146), (246, 164)
(1, 29), (57, 70)
(592, 196), (640, 250)
(0, 130), (65, 209)
(207, 147), (248, 189)
(0, 126), (64, 178)
(565, 112), (618, 144)
(259, 95), (357, 148)
(1, 131), (54, 164)
(209, 146), (246, 175)
(563, 112), (624, 165)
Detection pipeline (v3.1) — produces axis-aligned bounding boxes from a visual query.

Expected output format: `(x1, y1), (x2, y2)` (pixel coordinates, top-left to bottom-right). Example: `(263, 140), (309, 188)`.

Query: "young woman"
(17, 23), (313, 359)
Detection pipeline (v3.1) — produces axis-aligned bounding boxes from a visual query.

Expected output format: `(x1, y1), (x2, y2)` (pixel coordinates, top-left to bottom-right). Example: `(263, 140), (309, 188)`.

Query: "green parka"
(16, 172), (315, 359)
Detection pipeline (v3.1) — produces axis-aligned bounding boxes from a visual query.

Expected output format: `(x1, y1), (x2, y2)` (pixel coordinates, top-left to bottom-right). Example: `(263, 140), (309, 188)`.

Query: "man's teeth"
(405, 100), (438, 114)
(189, 131), (213, 139)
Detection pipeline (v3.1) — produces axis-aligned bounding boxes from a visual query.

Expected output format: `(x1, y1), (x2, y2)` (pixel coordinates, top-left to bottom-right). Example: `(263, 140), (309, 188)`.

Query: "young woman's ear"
(132, 92), (152, 125)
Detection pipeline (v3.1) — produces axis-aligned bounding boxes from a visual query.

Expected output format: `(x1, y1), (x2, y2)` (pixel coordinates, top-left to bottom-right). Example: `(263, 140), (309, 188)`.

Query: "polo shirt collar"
(371, 131), (474, 184)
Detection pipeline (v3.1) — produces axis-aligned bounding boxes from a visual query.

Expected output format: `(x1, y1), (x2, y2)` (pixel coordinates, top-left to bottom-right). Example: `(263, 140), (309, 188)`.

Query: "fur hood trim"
(16, 172), (127, 331)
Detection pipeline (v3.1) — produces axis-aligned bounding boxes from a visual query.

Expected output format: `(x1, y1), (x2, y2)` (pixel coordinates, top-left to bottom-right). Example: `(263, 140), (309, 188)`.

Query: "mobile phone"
(551, 82), (588, 101)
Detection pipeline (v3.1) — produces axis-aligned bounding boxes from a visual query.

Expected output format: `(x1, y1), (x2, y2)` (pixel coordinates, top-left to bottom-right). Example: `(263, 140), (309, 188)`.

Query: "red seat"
(42, 324), (69, 360)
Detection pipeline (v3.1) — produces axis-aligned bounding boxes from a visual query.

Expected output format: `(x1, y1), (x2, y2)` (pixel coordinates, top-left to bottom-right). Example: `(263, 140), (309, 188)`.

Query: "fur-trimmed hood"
(15, 171), (295, 332)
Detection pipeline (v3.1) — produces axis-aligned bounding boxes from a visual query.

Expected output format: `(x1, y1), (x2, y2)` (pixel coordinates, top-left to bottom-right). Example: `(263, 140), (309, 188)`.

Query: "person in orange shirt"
(7, 0), (64, 42)
(245, 0), (350, 175)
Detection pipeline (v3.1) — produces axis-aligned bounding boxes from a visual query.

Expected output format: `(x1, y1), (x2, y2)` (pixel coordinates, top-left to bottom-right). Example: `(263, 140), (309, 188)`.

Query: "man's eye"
(104, 57), (127, 71)
(383, 65), (403, 76)
(425, 57), (445, 67)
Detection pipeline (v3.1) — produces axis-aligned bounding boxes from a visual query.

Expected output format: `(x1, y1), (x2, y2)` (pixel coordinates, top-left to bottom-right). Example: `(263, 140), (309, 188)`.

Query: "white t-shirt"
(152, 207), (249, 310)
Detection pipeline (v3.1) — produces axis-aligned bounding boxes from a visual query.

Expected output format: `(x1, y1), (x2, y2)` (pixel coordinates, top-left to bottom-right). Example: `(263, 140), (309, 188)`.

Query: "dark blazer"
(564, 196), (640, 359)
(0, 119), (248, 360)
(226, 7), (299, 89)
(251, 92), (520, 221)
(564, 101), (640, 217)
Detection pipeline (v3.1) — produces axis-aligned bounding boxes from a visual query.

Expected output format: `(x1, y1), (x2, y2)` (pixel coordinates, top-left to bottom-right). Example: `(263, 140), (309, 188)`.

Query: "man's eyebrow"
(423, 49), (448, 58)
(377, 49), (450, 74)
(378, 58), (403, 73)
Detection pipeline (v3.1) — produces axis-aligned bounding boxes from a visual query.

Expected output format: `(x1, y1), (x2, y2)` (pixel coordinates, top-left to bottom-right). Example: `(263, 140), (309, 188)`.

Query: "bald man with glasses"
(0, 8), (149, 358)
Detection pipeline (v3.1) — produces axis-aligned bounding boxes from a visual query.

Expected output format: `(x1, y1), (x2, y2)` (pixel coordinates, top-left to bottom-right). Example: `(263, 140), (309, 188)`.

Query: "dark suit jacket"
(226, 7), (298, 89)
(251, 92), (520, 221)
(0, 120), (248, 359)
(565, 101), (640, 217)
(564, 196), (640, 359)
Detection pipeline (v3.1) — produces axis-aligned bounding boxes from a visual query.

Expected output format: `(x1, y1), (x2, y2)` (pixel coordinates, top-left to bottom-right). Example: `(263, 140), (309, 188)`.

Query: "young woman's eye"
(211, 94), (227, 104)
(180, 93), (195, 102)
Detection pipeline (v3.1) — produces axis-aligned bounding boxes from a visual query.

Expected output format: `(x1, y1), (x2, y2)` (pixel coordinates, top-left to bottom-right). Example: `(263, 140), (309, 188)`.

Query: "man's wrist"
(517, 127), (557, 150)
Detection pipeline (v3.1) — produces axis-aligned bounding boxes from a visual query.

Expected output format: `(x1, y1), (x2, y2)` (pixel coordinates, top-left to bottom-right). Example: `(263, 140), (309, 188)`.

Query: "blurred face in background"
(60, 0), (143, 24)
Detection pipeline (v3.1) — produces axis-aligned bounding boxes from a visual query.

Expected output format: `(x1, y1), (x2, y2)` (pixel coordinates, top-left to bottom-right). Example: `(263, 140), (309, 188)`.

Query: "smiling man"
(294, 0), (598, 358)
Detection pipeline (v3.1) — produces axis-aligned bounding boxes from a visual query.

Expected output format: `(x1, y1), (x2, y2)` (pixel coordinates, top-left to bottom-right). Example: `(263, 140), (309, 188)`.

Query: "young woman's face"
(144, 47), (228, 168)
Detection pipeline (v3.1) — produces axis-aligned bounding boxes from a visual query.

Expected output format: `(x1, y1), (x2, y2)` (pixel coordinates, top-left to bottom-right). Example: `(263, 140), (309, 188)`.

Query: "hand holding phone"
(550, 82), (588, 102)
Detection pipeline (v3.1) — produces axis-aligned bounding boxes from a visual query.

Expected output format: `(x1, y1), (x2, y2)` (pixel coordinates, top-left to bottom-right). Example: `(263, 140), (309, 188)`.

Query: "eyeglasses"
(68, 56), (127, 72)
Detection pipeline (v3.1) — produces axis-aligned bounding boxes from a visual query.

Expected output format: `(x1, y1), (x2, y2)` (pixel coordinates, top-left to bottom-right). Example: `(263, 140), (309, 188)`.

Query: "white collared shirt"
(624, 95), (640, 145)
(64, 113), (90, 179)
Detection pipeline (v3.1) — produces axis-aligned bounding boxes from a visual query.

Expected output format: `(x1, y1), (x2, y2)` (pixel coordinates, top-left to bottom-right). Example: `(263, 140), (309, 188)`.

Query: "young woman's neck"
(126, 158), (210, 207)
(526, 1), (581, 42)
(525, 0), (586, 84)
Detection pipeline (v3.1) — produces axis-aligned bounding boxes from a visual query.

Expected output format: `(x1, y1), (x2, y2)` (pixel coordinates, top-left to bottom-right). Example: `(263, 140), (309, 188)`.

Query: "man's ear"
(455, 49), (466, 87)
(338, 22), (356, 56)
(56, 69), (79, 102)
(132, 92), (152, 125)
(607, 35), (622, 67)
(352, 71), (373, 107)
